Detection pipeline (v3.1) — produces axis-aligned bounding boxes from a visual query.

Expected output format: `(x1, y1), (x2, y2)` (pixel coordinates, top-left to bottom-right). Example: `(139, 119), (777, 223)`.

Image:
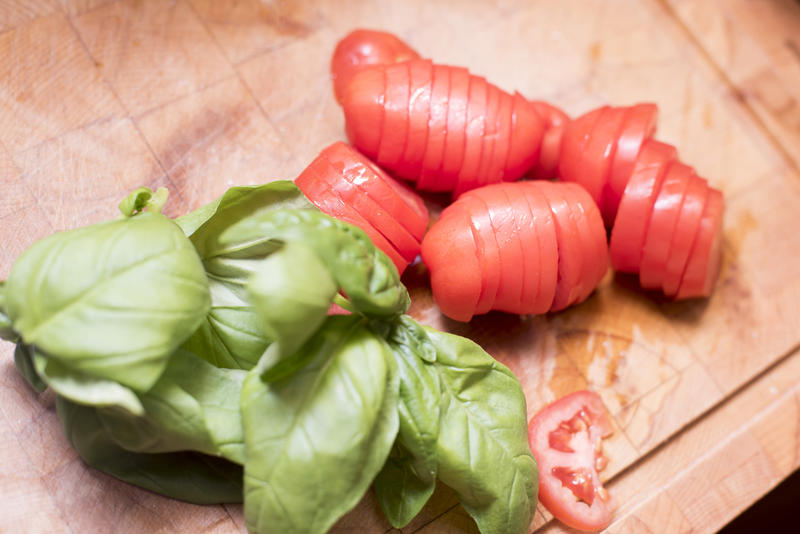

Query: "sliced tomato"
(638, 161), (692, 289)
(535, 181), (583, 312)
(530, 101), (570, 179)
(558, 106), (607, 193)
(521, 183), (558, 314)
(458, 193), (502, 315)
(421, 205), (482, 322)
(604, 103), (658, 225)
(474, 83), (501, 189)
(564, 183), (608, 304)
(480, 185), (525, 314)
(492, 91), (514, 183)
(342, 66), (386, 159)
(438, 66), (470, 190)
(331, 29), (420, 104)
(506, 92), (544, 181)
(418, 64), (451, 190)
(502, 183), (541, 314)
(662, 175), (709, 297)
(609, 139), (678, 273)
(395, 59), (433, 180)
(321, 142), (429, 242)
(376, 61), (410, 170)
(676, 187), (724, 299)
(579, 106), (628, 209)
(453, 75), (488, 197)
(528, 390), (615, 532)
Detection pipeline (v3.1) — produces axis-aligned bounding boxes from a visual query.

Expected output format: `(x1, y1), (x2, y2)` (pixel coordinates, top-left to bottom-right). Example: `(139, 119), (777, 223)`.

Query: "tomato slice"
(638, 161), (692, 289)
(331, 29), (420, 104)
(558, 106), (607, 193)
(604, 103), (658, 226)
(662, 174), (709, 297)
(676, 187), (724, 299)
(492, 91), (514, 183)
(342, 66), (386, 160)
(418, 64), (451, 190)
(609, 139), (678, 273)
(564, 183), (608, 304)
(395, 59), (433, 180)
(376, 62), (411, 170)
(528, 390), (615, 532)
(321, 142), (429, 242)
(504, 184), (540, 313)
(474, 83), (501, 189)
(580, 106), (628, 209)
(530, 101), (570, 179)
(506, 92), (544, 181)
(459, 192), (502, 315)
(438, 66), (470, 190)
(481, 184), (525, 314)
(521, 183), (558, 314)
(536, 181), (583, 312)
(453, 75), (488, 197)
(421, 205), (482, 322)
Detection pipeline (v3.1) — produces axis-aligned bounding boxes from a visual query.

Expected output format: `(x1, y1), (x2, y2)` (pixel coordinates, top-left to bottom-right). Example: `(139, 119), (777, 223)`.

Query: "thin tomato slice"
(421, 205), (482, 322)
(506, 92), (544, 181)
(395, 59), (433, 180)
(638, 161), (692, 289)
(558, 106), (607, 193)
(454, 75), (488, 197)
(322, 142), (429, 242)
(530, 101), (570, 179)
(521, 183), (558, 314)
(662, 174), (709, 297)
(438, 66), (470, 190)
(492, 91), (514, 183)
(676, 187), (724, 299)
(459, 193), (502, 315)
(342, 66), (386, 160)
(580, 106), (628, 209)
(481, 185), (525, 314)
(605, 103), (658, 225)
(474, 83), (501, 189)
(377, 61), (410, 170)
(564, 183), (608, 304)
(535, 181), (583, 312)
(502, 184), (541, 314)
(609, 139), (678, 273)
(418, 64), (451, 190)
(528, 390), (615, 532)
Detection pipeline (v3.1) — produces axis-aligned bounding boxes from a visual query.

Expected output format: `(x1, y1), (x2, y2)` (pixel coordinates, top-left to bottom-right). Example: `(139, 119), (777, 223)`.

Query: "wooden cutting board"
(2, 0), (800, 532)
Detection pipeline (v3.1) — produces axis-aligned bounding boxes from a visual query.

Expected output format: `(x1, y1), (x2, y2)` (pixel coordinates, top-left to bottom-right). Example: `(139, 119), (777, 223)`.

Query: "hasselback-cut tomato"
(295, 142), (430, 274)
(421, 182), (607, 321)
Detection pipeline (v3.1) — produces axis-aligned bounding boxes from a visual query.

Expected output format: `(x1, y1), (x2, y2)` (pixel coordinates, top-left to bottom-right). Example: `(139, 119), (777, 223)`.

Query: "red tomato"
(505, 184), (541, 311)
(475, 83), (501, 189)
(439, 67), (470, 188)
(506, 92), (545, 181)
(676, 187), (724, 299)
(454, 76), (488, 197)
(530, 101), (570, 179)
(342, 67), (386, 159)
(662, 174), (709, 296)
(579, 106), (628, 209)
(492, 91), (514, 183)
(481, 185), (525, 313)
(377, 62), (411, 169)
(528, 390), (615, 532)
(609, 139), (677, 273)
(395, 59), (433, 180)
(565, 183), (609, 304)
(558, 106), (607, 199)
(521, 184), (559, 314)
(331, 29), (420, 104)
(458, 193), (502, 316)
(418, 64), (451, 189)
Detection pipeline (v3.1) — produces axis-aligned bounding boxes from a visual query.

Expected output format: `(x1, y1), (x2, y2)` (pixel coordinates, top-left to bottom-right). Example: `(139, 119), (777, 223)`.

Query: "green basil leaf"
(222, 208), (408, 318)
(13, 343), (46, 393)
(0, 281), (16, 342)
(248, 241), (337, 381)
(373, 316), (441, 528)
(118, 186), (168, 217)
(426, 328), (538, 534)
(5, 212), (210, 391)
(242, 315), (399, 534)
(178, 182), (315, 369)
(57, 397), (243, 504)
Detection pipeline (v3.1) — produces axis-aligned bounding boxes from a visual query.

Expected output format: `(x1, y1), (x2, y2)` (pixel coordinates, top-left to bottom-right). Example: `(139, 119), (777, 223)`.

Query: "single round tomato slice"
(564, 183), (608, 304)
(535, 181), (583, 312)
(503, 184), (540, 313)
(492, 91), (514, 183)
(421, 206), (481, 322)
(558, 106), (607, 191)
(418, 64), (451, 190)
(638, 161), (692, 289)
(579, 106), (628, 209)
(458, 192), (502, 315)
(342, 66), (386, 160)
(676, 187), (724, 299)
(331, 29), (420, 104)
(480, 185), (525, 314)
(662, 174), (709, 297)
(530, 101), (570, 179)
(528, 390), (615, 532)
(604, 103), (658, 225)
(506, 92), (544, 181)
(474, 83), (501, 189)
(376, 62), (410, 170)
(395, 59), (433, 180)
(521, 183), (558, 314)
(453, 75), (488, 197)
(322, 142), (429, 242)
(609, 139), (678, 273)
(438, 66), (470, 190)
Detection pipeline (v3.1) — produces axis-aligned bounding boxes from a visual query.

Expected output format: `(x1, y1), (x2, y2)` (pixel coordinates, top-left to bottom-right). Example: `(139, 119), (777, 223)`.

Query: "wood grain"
(1, 0), (799, 533)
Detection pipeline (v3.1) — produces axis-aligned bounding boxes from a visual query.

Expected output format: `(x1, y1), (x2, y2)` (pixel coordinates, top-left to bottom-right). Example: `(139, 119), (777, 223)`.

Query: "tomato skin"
(528, 390), (614, 532)
(662, 175), (709, 297)
(331, 29), (420, 104)
(342, 67), (386, 159)
(506, 92), (545, 181)
(440, 67), (471, 187)
(530, 101), (570, 179)
(453, 76), (488, 197)
(676, 187), (724, 299)
(395, 59), (433, 180)
(377, 61), (411, 169)
(418, 64), (451, 189)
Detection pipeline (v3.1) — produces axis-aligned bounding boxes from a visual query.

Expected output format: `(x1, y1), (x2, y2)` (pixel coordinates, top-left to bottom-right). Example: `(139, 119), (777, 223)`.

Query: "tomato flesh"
(662, 174), (709, 297)
(676, 187), (724, 299)
(506, 92), (544, 181)
(558, 106), (607, 195)
(528, 390), (614, 532)
(581, 106), (628, 209)
(530, 101), (570, 179)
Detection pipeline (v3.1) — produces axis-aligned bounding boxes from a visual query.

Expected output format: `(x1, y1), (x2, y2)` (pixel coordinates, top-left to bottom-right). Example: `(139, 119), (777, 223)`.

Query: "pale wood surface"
(1, 1), (799, 533)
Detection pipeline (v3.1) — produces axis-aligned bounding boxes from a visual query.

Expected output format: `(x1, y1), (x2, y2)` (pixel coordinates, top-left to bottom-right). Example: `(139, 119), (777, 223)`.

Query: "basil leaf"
(242, 315), (399, 534)
(373, 316), (441, 527)
(118, 186), (168, 217)
(5, 212), (210, 391)
(426, 328), (538, 534)
(57, 397), (243, 504)
(178, 182), (315, 369)
(0, 282), (16, 342)
(13, 343), (46, 393)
